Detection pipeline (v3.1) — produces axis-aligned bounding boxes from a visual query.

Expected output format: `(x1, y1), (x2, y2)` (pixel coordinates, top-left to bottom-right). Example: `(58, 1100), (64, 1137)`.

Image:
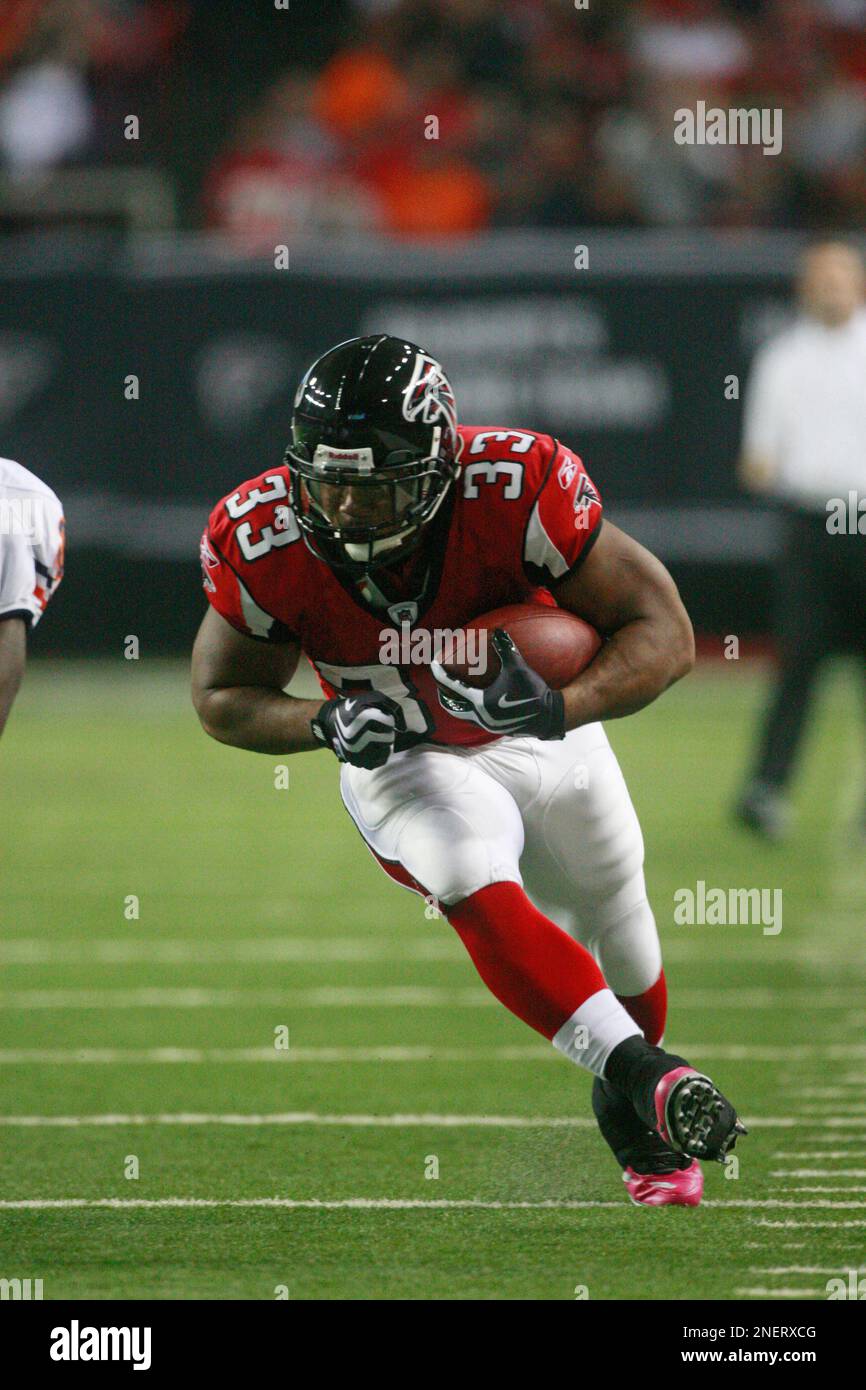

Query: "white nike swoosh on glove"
(338, 707), (394, 741)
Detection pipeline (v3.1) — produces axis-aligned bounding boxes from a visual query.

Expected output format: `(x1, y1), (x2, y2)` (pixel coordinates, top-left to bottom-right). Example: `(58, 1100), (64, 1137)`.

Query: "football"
(442, 602), (602, 689)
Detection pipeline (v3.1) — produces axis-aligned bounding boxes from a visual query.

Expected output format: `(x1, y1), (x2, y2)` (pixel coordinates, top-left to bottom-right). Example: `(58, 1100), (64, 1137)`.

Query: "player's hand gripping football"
(312, 691), (406, 768)
(431, 628), (566, 740)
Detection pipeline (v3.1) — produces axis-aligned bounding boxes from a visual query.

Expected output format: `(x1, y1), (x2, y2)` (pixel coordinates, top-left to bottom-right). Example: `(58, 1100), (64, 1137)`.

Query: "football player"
(0, 457), (65, 739)
(192, 335), (746, 1205)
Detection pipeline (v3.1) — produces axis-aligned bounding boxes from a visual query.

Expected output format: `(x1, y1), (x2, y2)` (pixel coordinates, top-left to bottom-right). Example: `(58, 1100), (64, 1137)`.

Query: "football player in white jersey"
(0, 457), (65, 738)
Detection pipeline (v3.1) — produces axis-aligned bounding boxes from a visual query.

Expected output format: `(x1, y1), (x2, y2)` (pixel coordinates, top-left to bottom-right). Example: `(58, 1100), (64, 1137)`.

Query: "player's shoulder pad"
(455, 426), (601, 582)
(525, 437), (603, 586)
(206, 467), (297, 563)
(202, 467), (302, 641)
(457, 425), (557, 502)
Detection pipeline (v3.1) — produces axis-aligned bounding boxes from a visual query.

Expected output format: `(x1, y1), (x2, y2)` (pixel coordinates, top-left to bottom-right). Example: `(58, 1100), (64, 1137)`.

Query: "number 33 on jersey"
(201, 425), (603, 748)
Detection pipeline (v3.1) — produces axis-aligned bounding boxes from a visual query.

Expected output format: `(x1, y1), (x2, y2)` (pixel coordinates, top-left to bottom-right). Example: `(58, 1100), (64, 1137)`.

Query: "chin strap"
(343, 526), (416, 564)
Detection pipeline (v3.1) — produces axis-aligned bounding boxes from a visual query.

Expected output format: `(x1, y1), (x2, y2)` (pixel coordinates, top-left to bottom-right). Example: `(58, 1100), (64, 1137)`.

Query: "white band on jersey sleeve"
(238, 574), (278, 638)
(523, 500), (569, 580)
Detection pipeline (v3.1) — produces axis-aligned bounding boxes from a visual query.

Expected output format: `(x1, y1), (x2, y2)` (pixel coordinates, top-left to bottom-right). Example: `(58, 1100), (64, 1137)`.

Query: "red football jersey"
(201, 425), (602, 748)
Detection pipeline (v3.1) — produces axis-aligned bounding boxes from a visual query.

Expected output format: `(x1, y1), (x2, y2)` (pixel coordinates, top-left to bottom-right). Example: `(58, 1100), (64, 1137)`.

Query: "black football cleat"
(604, 1038), (748, 1165)
(654, 1067), (748, 1162)
(592, 1075), (705, 1206)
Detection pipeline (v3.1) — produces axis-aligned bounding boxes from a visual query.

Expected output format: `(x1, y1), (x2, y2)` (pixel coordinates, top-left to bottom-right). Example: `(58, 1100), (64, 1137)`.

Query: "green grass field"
(1, 657), (865, 1301)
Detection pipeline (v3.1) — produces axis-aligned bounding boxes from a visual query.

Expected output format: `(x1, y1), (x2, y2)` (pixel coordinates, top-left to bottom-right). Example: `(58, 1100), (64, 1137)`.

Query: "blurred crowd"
(2, 0), (866, 240)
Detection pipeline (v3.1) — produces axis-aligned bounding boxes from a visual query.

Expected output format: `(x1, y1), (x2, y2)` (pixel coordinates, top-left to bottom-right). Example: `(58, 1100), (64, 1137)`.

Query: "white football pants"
(340, 722), (662, 998)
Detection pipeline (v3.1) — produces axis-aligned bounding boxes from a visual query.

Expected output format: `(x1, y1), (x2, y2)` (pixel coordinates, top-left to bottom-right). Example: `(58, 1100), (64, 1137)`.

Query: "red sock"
(446, 882), (607, 1040)
(616, 970), (667, 1046)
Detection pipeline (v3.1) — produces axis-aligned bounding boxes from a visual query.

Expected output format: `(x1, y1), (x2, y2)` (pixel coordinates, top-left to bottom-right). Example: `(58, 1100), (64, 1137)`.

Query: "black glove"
(312, 691), (405, 769)
(430, 628), (565, 740)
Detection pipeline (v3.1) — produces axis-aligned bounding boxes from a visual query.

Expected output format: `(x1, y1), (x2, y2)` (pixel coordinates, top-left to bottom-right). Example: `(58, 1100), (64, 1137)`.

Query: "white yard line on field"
(789, 1087), (865, 1098)
(0, 987), (495, 1010)
(773, 1152), (866, 1159)
(685, 1047), (866, 1059)
(0, 986), (860, 1010)
(797, 1119), (866, 1128)
(614, 990), (859, 1008)
(777, 1186), (866, 1193)
(790, 1117), (866, 1129)
(771, 1169), (866, 1177)
(755, 1219), (866, 1229)
(787, 1105), (866, 1115)
(0, 1197), (626, 1211)
(0, 1111), (808, 1129)
(0, 937), (853, 968)
(0, 1196), (862, 1212)
(0, 939), (460, 965)
(0, 1112), (597, 1129)
(0, 1045), (555, 1065)
(2, 1043), (863, 1062)
(745, 1246), (809, 1252)
(798, 1133), (866, 1143)
(734, 1287), (825, 1299)
(749, 1266), (866, 1274)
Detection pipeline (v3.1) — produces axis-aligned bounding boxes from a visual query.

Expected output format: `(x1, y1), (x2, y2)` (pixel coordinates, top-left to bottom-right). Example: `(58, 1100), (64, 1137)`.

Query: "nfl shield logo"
(387, 601), (418, 627)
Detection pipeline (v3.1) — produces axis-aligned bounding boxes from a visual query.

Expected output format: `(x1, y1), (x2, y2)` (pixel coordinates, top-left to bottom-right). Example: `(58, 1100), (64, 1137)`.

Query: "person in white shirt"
(0, 457), (65, 738)
(736, 241), (866, 839)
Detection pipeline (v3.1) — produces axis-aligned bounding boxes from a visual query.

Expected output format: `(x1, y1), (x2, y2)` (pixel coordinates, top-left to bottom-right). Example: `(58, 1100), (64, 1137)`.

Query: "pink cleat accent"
(623, 1159), (704, 1208)
(653, 1065), (703, 1148)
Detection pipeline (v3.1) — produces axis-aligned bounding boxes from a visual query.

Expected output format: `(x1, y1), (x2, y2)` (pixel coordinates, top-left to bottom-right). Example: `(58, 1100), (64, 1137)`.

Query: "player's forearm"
(194, 685), (323, 754)
(0, 674), (23, 738)
(560, 610), (694, 730)
(0, 618), (27, 739)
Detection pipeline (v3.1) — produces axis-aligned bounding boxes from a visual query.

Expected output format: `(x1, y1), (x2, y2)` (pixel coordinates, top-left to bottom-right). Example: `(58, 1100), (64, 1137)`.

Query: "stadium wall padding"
(0, 233), (803, 654)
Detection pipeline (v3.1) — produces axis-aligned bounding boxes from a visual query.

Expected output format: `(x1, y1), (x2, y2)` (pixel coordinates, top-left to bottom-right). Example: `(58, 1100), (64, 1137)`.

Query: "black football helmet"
(284, 334), (461, 572)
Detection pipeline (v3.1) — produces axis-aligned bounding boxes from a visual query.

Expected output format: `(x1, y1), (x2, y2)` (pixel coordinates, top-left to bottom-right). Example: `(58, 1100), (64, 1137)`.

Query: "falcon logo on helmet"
(402, 351), (458, 453)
